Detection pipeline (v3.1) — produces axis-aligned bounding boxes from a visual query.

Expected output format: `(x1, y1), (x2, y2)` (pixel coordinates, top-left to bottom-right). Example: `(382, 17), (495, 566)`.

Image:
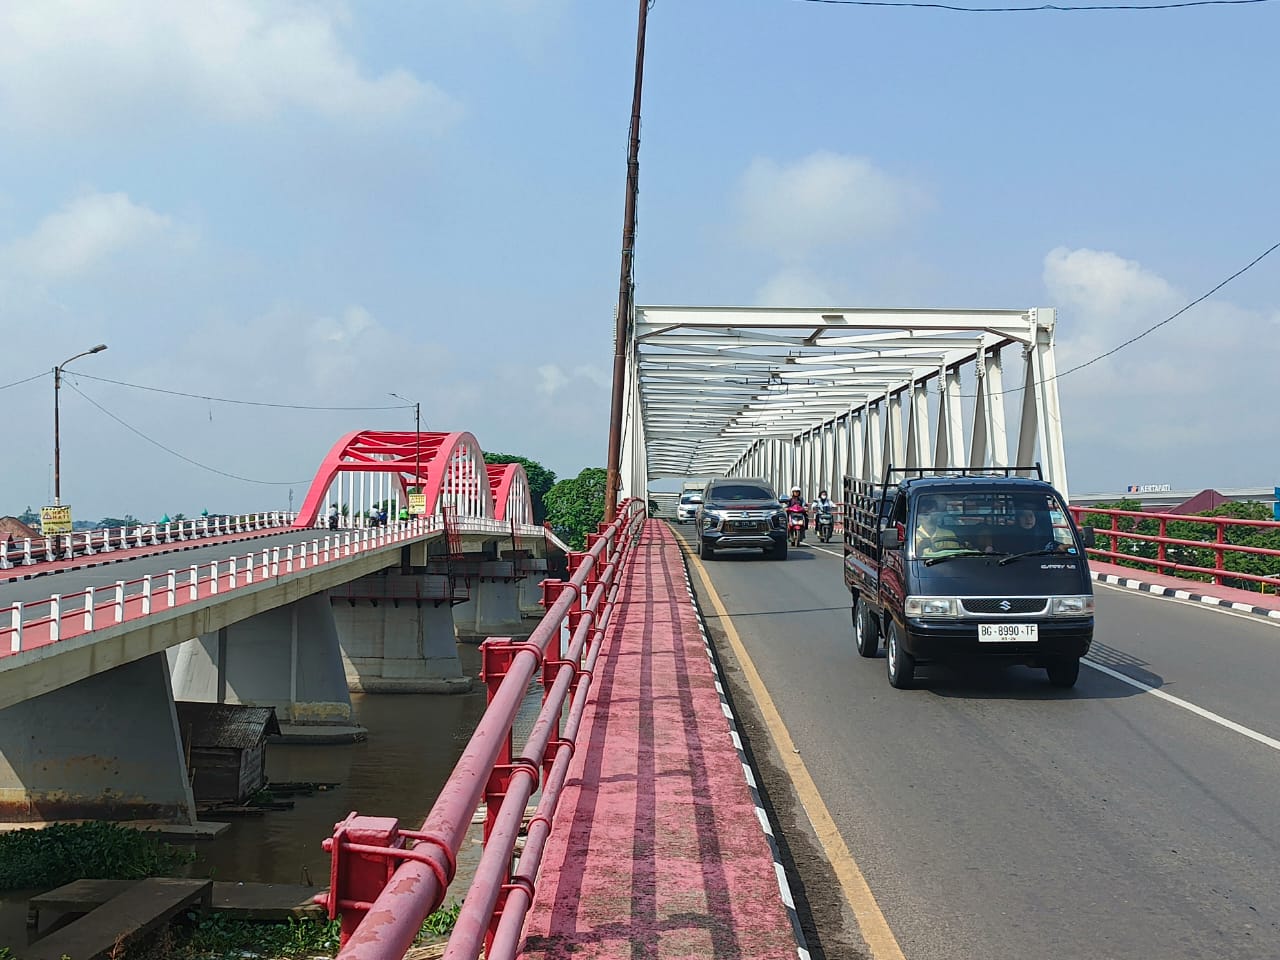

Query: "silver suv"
(676, 492), (702, 524)
(697, 478), (788, 560)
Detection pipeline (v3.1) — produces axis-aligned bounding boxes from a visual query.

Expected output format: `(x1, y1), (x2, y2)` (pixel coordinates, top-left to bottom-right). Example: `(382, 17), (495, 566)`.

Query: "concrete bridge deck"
(518, 521), (802, 959)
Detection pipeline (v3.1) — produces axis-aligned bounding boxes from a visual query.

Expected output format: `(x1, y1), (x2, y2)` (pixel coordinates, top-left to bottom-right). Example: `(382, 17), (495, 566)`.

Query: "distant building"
(1172, 489), (1231, 514)
(0, 517), (40, 542)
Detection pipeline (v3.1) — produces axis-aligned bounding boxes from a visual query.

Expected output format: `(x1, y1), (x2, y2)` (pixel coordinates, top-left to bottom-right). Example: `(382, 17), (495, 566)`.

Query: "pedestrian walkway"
(1088, 559), (1280, 621)
(519, 521), (800, 960)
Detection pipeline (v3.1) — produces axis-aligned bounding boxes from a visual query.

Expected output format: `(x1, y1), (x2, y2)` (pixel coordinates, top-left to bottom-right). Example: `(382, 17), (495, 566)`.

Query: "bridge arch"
(487, 463), (533, 524)
(293, 430), (495, 528)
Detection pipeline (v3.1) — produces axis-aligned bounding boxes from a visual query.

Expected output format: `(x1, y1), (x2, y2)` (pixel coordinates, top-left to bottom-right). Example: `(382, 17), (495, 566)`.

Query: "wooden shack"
(175, 702), (281, 803)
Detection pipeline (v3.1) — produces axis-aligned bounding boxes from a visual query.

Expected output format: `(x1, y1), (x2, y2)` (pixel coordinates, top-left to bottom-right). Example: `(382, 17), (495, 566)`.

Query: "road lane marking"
(1083, 658), (1280, 752)
(682, 541), (908, 960)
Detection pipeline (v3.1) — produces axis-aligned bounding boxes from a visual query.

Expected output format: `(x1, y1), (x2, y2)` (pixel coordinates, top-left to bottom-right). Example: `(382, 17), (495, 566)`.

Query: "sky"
(1, 0), (1277, 521)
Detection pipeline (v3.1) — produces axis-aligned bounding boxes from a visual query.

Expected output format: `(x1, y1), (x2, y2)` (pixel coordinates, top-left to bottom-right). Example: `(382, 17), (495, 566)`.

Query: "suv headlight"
(702, 509), (725, 529)
(904, 596), (960, 618)
(1049, 595), (1094, 616)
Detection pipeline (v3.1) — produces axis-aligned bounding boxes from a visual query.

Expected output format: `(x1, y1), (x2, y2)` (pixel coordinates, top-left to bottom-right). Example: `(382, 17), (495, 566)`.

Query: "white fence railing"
(0, 513), (298, 571)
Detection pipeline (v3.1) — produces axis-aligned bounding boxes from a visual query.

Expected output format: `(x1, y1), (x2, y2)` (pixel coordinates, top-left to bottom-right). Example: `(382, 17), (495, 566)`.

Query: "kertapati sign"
(1126, 484), (1172, 493)
(40, 505), (73, 535)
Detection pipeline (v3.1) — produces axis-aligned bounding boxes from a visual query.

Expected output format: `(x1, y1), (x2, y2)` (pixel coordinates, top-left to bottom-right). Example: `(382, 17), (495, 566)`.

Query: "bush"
(0, 821), (196, 891)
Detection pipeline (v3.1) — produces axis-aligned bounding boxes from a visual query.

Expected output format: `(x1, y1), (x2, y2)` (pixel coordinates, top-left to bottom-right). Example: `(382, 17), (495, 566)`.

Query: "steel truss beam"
(621, 305), (1071, 501)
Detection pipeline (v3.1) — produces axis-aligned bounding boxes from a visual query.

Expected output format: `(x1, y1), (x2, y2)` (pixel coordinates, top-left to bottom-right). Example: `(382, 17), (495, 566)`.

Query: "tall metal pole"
(52, 343), (108, 506)
(603, 0), (650, 524)
(415, 401), (421, 501)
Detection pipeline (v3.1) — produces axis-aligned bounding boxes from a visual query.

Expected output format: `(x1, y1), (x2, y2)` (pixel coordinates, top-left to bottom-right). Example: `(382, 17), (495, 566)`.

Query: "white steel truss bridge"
(619, 305), (1072, 501)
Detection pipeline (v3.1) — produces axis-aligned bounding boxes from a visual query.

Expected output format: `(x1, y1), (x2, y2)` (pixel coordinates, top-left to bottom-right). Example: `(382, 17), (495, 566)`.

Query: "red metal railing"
(318, 500), (647, 960)
(1069, 505), (1280, 590)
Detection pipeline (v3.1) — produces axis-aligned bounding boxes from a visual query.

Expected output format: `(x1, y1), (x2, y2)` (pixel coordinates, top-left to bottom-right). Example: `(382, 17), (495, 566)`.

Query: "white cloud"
(1043, 247), (1280, 489)
(0, 1), (455, 132)
(734, 151), (926, 259)
(535, 365), (570, 396)
(3, 191), (187, 282)
(754, 267), (843, 307)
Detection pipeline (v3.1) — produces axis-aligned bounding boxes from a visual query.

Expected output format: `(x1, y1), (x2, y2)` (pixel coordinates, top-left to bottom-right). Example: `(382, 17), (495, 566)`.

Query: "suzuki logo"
(998, 599), (1012, 611)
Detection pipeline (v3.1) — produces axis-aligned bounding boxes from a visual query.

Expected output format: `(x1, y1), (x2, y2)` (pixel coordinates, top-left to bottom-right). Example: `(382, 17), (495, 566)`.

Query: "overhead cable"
(73, 372), (412, 411)
(0, 371), (48, 392)
(67, 381), (306, 486)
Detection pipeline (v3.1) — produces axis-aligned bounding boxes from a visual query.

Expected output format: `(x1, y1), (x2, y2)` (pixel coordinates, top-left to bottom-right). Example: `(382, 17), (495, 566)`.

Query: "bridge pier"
(169, 593), (365, 741)
(504, 550), (551, 616)
(0, 653), (197, 824)
(451, 560), (526, 639)
(328, 572), (471, 693)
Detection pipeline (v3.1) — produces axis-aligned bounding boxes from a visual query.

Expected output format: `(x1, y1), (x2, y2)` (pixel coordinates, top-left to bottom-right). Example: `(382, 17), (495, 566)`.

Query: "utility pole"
(390, 393), (423, 512)
(53, 343), (108, 505)
(604, 0), (650, 524)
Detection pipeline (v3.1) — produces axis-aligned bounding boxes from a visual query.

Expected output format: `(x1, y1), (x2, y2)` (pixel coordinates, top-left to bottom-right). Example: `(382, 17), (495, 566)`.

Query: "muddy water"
(0, 642), (552, 949)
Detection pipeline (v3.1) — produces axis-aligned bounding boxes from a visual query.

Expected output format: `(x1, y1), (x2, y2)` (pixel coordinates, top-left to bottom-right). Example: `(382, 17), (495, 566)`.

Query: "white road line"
(1083, 658), (1280, 752)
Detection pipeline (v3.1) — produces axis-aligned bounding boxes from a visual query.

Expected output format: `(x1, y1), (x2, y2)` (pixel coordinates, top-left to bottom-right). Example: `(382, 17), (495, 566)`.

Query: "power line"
(73, 372), (412, 411)
(958, 239), (1279, 399)
(66, 381), (307, 486)
(0, 371), (48, 392)
(795, 0), (1272, 10)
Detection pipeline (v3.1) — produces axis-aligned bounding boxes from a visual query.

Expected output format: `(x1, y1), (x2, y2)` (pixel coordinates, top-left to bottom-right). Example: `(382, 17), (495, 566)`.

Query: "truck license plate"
(978, 623), (1038, 642)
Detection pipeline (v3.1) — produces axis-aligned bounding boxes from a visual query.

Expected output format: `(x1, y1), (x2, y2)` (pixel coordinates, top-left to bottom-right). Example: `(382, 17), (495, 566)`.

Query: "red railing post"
(1157, 516), (1168, 570)
(1214, 519), (1226, 586)
(480, 638), (520, 846)
(321, 813), (405, 946)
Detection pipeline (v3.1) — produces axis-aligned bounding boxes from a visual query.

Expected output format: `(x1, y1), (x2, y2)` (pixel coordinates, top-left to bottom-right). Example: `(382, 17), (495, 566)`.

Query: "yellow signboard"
(408, 493), (427, 516)
(40, 505), (73, 535)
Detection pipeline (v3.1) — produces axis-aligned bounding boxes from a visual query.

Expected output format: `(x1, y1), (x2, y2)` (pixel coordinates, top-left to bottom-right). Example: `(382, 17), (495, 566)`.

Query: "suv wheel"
(699, 538), (716, 561)
(886, 620), (915, 689)
(770, 540), (788, 560)
(854, 596), (879, 657)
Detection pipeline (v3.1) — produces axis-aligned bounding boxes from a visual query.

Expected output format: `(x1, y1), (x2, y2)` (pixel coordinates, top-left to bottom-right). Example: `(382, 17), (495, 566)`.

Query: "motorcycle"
(816, 511), (834, 543)
(787, 507), (807, 547)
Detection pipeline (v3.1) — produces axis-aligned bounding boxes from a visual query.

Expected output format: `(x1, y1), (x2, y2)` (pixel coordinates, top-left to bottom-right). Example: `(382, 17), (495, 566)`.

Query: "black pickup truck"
(843, 467), (1096, 689)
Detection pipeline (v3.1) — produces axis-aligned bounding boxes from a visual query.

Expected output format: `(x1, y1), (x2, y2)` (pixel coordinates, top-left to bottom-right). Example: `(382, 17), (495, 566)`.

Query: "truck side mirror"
(1080, 526), (1096, 548)
(879, 528), (903, 549)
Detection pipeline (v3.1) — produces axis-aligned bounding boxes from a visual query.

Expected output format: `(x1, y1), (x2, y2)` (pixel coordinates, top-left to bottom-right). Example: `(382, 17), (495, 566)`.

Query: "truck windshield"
(913, 490), (1076, 558)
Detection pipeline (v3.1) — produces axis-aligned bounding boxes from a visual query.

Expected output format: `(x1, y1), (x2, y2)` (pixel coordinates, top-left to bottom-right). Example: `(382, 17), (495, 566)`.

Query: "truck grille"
(962, 597), (1047, 615)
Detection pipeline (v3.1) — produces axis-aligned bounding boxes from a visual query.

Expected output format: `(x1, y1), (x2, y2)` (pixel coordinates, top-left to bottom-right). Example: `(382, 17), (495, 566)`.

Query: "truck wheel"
(886, 621), (915, 689)
(854, 596), (880, 658)
(699, 538), (716, 561)
(1045, 656), (1080, 688)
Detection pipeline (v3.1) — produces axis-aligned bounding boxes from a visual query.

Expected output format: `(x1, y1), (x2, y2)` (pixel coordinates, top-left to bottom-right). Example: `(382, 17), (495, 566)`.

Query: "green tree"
(483, 452), (557, 523)
(543, 467), (606, 549)
(18, 506), (38, 525)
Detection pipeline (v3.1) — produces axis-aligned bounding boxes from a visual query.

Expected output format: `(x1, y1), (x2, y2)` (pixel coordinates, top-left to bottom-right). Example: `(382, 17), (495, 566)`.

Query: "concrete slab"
(271, 723), (368, 744)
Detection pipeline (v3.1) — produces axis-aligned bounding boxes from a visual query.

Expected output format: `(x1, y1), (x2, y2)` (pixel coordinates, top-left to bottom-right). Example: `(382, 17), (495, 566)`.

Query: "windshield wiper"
(997, 549), (1061, 566)
(924, 550), (1000, 566)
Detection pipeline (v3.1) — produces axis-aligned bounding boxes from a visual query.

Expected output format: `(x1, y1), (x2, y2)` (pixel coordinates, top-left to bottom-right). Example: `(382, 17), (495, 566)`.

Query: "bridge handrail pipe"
(329, 501), (644, 960)
(480, 518), (635, 960)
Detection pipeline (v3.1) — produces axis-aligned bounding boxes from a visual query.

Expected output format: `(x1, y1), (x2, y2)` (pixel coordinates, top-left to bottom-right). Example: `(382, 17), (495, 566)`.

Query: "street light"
(53, 343), (108, 505)
(389, 392), (422, 513)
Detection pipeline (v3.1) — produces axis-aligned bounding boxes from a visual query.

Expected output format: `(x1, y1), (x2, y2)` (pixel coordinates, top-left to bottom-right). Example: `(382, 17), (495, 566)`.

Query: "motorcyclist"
(328, 504), (340, 530)
(785, 487), (808, 541)
(812, 489), (835, 540)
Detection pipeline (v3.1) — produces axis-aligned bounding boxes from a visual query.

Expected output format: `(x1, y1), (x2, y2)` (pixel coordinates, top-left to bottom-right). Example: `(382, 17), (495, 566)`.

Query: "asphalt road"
(670, 521), (1280, 960)
(0, 529), (348, 608)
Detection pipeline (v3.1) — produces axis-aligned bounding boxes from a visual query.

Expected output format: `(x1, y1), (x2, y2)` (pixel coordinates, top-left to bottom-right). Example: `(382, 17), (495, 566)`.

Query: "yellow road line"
(683, 541), (908, 960)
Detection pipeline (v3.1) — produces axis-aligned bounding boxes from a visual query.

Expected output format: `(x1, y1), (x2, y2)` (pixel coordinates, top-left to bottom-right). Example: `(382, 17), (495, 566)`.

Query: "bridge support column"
(0, 653), (197, 824)
(330, 573), (471, 694)
(170, 593), (364, 741)
(504, 550), (550, 616)
(453, 575), (525, 639)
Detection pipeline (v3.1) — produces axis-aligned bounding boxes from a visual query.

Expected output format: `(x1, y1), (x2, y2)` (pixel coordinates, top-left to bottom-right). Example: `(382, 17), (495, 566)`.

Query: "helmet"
(819, 490), (828, 498)
(791, 487), (801, 495)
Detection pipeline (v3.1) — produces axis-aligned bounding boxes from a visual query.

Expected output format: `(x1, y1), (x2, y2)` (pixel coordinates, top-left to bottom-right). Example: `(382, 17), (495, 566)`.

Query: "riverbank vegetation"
(1, 822), (461, 958)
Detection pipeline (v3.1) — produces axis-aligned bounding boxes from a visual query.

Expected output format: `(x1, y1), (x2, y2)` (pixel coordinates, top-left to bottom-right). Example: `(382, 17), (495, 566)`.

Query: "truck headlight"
(1049, 595), (1094, 616)
(904, 596), (960, 618)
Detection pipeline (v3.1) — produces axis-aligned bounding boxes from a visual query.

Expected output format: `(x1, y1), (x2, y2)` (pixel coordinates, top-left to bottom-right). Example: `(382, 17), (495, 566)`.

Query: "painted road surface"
(670, 521), (1280, 960)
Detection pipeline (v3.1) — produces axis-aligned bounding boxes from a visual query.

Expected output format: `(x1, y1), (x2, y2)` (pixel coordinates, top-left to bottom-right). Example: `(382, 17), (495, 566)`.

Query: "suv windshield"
(708, 484), (774, 502)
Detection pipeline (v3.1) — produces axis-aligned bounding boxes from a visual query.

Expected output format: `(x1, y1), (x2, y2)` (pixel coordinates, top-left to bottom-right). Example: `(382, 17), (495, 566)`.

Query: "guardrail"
(1, 515), (557, 659)
(317, 500), (647, 960)
(1070, 505), (1280, 590)
(0, 512), (298, 570)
